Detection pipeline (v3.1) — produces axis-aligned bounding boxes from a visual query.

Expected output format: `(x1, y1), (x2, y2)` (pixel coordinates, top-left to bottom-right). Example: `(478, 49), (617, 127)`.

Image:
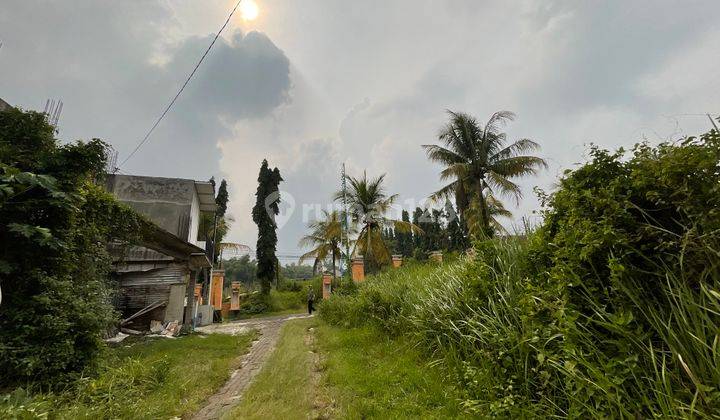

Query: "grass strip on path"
(316, 323), (468, 419)
(229, 318), (320, 420)
(1, 332), (256, 419)
(231, 318), (467, 419)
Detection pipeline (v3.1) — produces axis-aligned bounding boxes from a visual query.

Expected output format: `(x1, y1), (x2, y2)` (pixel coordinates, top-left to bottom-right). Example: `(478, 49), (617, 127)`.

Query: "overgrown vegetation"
(321, 131), (720, 418)
(333, 170), (421, 270)
(316, 320), (467, 418)
(0, 108), (154, 386)
(230, 318), (319, 419)
(233, 317), (467, 419)
(0, 332), (256, 418)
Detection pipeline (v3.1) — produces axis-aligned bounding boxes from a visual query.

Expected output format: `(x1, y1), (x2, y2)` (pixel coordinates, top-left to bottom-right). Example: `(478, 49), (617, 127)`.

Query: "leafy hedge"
(321, 131), (720, 418)
(0, 108), (152, 386)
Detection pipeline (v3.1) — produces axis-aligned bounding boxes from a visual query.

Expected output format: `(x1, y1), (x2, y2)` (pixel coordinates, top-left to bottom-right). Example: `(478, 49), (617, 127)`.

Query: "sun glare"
(239, 0), (259, 21)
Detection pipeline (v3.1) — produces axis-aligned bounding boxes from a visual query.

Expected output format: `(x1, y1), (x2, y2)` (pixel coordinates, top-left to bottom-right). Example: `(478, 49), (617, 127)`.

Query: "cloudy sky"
(2, 1), (718, 258)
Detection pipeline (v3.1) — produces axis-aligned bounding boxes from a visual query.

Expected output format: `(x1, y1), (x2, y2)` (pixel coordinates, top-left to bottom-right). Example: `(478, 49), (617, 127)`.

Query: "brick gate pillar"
(351, 257), (365, 282)
(322, 273), (332, 299)
(391, 254), (403, 268)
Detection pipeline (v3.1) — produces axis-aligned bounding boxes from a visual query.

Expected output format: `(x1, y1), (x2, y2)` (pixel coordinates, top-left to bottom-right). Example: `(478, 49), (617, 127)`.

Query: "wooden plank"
(120, 299), (166, 325)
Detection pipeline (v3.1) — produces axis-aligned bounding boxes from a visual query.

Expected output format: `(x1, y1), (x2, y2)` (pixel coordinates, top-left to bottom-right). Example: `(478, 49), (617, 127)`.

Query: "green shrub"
(321, 131), (720, 418)
(237, 292), (271, 315)
(319, 260), (453, 332)
(529, 133), (720, 417)
(0, 109), (153, 386)
(268, 289), (304, 312)
(277, 278), (303, 292)
(0, 333), (255, 418)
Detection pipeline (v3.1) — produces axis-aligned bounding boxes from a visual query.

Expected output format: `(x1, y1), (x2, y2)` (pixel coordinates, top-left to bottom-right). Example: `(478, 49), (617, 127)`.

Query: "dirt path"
(191, 313), (313, 420)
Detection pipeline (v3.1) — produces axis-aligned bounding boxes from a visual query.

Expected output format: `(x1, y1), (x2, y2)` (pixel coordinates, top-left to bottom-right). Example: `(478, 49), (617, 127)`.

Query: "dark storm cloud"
(126, 30), (291, 177)
(0, 1), (291, 179)
(167, 31), (291, 120)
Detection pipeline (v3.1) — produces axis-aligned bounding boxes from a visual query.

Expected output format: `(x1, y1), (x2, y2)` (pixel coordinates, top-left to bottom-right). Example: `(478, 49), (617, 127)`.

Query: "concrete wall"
(0, 98), (11, 111)
(188, 188), (200, 244)
(106, 174), (197, 241)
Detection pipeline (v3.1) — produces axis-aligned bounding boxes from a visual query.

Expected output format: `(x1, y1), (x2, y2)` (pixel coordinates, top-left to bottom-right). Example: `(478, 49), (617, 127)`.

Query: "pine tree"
(252, 159), (283, 294)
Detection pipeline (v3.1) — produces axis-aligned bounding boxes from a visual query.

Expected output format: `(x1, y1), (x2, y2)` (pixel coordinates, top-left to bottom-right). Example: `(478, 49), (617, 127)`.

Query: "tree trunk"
(476, 181), (490, 238)
(332, 249), (336, 281)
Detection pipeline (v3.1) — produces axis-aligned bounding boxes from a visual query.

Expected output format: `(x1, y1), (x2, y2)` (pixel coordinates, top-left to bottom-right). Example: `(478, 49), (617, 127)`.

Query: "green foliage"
(319, 260), (449, 332)
(322, 132), (720, 417)
(252, 159), (282, 294)
(0, 108), (152, 386)
(223, 255), (257, 286)
(423, 110), (546, 238)
(215, 179), (229, 218)
(235, 288), (311, 316)
(0, 332), (256, 418)
(333, 170), (421, 269)
(281, 262), (314, 279)
(395, 209), (414, 257)
(237, 292), (271, 315)
(528, 133), (720, 417)
(298, 210), (345, 278)
(445, 201), (469, 251)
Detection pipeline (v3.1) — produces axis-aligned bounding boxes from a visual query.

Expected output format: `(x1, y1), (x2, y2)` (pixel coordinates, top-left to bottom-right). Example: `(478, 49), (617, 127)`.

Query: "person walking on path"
(307, 288), (316, 315)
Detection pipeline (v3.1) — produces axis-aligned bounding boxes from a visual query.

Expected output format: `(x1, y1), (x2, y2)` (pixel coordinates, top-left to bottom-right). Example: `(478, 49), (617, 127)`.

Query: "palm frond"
(485, 171), (522, 202)
(392, 219), (424, 235)
(492, 138), (542, 162)
(489, 155), (548, 178)
(483, 110), (516, 137)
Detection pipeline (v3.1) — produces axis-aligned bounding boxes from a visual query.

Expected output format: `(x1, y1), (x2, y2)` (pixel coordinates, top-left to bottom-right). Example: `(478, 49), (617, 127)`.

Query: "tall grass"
(0, 333), (256, 418)
(321, 137), (720, 417)
(320, 236), (720, 418)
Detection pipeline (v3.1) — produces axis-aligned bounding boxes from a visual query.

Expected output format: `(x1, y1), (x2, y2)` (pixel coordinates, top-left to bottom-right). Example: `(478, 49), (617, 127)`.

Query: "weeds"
(320, 134), (720, 418)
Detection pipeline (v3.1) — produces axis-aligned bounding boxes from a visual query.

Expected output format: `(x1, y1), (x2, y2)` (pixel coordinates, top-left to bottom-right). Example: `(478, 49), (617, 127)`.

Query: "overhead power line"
(118, 0), (244, 169)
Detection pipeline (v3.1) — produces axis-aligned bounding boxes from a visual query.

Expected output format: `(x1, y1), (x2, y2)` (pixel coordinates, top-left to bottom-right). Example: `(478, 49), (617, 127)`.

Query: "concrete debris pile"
(104, 319), (182, 344)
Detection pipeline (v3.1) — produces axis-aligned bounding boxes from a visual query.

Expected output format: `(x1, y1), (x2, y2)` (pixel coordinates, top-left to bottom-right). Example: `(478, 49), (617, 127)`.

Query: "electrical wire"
(117, 0), (244, 169)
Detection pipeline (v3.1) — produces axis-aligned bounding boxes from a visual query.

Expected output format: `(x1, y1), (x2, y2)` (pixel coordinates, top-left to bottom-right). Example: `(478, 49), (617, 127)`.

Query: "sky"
(1, 1), (719, 260)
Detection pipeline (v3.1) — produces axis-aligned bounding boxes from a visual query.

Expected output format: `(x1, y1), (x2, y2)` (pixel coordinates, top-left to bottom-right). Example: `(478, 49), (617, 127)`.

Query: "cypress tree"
(252, 160), (283, 295)
(215, 179), (229, 218)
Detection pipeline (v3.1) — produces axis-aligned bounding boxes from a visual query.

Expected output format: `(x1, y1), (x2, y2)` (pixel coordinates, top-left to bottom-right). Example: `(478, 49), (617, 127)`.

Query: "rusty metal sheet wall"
(117, 265), (188, 312)
(120, 265), (187, 287)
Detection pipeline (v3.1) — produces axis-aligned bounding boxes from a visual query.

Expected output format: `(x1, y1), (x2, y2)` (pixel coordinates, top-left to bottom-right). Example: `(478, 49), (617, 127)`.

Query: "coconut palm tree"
(423, 110), (547, 237)
(298, 210), (347, 280)
(333, 171), (422, 268)
(466, 192), (513, 236)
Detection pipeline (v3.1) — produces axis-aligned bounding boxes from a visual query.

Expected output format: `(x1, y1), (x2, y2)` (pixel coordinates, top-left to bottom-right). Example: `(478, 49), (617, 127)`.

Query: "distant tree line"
(382, 202), (470, 260)
(223, 255), (314, 288)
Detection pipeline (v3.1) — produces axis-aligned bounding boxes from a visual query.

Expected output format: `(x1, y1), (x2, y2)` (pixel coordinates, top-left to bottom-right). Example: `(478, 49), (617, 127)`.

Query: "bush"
(321, 131), (720, 417)
(319, 260), (453, 332)
(277, 278), (303, 292)
(528, 133), (720, 417)
(237, 292), (271, 315)
(0, 109), (152, 386)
